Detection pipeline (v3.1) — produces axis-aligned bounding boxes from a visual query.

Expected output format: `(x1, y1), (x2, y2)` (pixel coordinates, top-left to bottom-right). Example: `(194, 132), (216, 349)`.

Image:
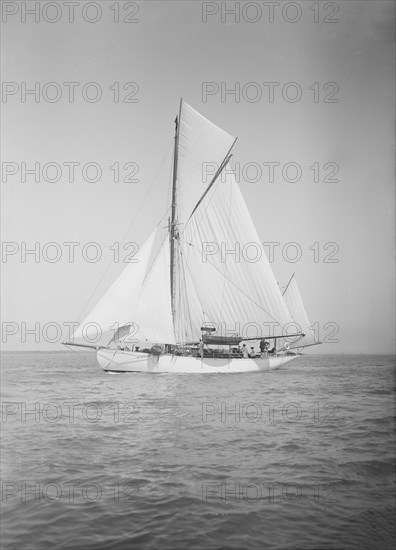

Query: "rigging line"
(183, 207), (214, 286)
(282, 272), (295, 296)
(294, 341), (322, 349)
(75, 141), (173, 324)
(179, 247), (195, 341)
(219, 171), (233, 322)
(178, 245), (207, 336)
(179, 252), (194, 342)
(175, 253), (185, 339)
(193, 202), (218, 260)
(165, 140), (174, 220)
(173, 249), (181, 339)
(180, 239), (287, 328)
(156, 155), (176, 232)
(139, 230), (169, 287)
(287, 335), (304, 346)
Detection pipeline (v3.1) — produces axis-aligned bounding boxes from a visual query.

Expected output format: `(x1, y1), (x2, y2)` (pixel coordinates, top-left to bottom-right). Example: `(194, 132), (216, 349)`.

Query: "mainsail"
(178, 165), (296, 340)
(171, 101), (296, 342)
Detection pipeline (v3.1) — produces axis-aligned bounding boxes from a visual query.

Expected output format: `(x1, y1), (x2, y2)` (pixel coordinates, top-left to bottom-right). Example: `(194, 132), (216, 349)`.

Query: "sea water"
(1, 353), (395, 549)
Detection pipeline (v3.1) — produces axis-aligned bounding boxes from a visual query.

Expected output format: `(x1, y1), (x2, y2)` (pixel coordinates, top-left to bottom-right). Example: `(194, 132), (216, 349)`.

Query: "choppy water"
(1, 353), (395, 549)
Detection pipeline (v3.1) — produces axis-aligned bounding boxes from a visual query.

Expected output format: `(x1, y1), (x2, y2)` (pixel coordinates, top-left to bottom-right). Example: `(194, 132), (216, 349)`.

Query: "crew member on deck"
(198, 339), (204, 358)
(260, 339), (270, 356)
(241, 344), (248, 358)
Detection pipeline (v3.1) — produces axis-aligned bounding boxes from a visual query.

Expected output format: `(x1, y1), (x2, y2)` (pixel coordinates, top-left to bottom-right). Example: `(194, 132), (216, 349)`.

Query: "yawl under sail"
(64, 100), (320, 373)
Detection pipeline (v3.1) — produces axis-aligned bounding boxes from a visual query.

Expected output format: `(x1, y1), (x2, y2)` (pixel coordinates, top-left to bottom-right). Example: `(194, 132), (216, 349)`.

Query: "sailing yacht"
(64, 100), (320, 373)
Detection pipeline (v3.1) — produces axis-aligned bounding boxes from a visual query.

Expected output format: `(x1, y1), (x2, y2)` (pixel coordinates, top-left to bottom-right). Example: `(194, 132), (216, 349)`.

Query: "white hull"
(97, 349), (299, 374)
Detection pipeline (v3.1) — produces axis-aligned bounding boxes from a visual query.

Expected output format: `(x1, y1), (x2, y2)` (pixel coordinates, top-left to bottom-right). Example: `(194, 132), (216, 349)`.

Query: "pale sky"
(1, 0), (395, 353)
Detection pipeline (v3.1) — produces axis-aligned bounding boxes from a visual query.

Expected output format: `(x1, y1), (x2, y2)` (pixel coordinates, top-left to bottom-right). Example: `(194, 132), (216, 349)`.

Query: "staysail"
(72, 229), (157, 341)
(133, 236), (176, 344)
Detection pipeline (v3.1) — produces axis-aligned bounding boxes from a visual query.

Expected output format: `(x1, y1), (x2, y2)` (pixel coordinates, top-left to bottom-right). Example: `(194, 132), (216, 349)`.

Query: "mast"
(170, 100), (181, 324)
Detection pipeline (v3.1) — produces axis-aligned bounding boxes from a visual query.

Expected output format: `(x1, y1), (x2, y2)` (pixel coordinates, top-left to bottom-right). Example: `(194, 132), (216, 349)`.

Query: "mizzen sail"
(282, 275), (318, 349)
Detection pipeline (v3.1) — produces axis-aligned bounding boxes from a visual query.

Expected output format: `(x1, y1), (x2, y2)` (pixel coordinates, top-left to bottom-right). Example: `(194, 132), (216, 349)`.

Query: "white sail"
(176, 100), (236, 226)
(178, 162), (295, 339)
(175, 247), (206, 342)
(282, 276), (317, 349)
(67, 99), (320, 373)
(133, 236), (176, 344)
(73, 229), (156, 340)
